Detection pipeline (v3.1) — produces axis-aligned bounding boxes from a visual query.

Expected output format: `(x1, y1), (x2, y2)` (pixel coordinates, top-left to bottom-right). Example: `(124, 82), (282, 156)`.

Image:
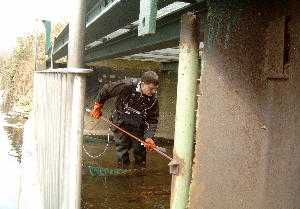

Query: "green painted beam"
(46, 0), (208, 64)
(161, 62), (179, 70)
(83, 2), (207, 62)
(161, 62), (201, 70)
(42, 20), (52, 52)
(138, 0), (158, 36)
(84, 16), (180, 62)
(46, 0), (178, 61)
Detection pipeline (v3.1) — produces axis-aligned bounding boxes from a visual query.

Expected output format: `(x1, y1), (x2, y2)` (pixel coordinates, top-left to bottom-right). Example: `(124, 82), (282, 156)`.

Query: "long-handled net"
(82, 164), (139, 176)
(83, 135), (141, 176)
(83, 110), (173, 176)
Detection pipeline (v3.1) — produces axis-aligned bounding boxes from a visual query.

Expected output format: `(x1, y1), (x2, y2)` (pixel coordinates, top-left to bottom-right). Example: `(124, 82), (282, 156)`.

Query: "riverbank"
(7, 105), (31, 119)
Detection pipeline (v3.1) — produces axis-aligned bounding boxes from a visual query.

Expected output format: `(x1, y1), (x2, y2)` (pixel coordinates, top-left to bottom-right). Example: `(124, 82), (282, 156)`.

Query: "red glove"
(144, 138), (156, 151)
(91, 102), (104, 119)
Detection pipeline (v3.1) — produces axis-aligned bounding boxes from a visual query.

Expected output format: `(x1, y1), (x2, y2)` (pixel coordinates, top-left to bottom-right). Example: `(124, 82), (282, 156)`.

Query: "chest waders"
(113, 83), (151, 164)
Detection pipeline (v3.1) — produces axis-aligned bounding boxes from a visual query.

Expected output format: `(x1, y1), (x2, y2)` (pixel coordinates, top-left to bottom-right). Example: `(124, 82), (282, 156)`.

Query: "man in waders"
(91, 71), (159, 167)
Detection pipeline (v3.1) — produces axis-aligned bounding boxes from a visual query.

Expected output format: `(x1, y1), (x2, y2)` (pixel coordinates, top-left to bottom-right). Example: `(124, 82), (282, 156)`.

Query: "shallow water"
(0, 101), (26, 209)
(81, 139), (173, 209)
(0, 99), (173, 208)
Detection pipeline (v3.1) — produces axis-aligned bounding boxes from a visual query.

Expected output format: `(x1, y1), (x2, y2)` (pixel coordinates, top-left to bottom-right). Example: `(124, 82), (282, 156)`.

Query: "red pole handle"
(99, 116), (173, 161)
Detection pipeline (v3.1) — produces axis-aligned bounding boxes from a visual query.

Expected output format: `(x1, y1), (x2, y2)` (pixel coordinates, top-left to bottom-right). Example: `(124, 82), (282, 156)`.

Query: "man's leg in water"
(114, 134), (132, 164)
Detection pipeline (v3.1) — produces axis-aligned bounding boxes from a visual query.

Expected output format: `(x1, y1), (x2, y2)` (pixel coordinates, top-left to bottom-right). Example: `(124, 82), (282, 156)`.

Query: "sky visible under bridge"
(0, 0), (70, 51)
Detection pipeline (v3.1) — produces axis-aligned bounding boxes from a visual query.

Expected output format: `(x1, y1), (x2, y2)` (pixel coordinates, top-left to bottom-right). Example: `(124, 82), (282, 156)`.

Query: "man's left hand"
(144, 138), (156, 151)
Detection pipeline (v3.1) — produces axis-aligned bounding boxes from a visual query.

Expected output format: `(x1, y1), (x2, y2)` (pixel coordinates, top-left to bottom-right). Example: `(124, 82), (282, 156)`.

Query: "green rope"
(82, 164), (139, 176)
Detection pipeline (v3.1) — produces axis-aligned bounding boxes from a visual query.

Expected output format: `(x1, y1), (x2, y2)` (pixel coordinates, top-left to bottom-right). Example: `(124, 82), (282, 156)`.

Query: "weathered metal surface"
(67, 0), (86, 68)
(138, 0), (158, 36)
(45, 1), (208, 65)
(264, 16), (288, 79)
(33, 69), (91, 209)
(170, 11), (200, 209)
(168, 159), (180, 175)
(46, 0), (182, 60)
(189, 0), (300, 208)
(42, 20), (51, 52)
(83, 2), (207, 63)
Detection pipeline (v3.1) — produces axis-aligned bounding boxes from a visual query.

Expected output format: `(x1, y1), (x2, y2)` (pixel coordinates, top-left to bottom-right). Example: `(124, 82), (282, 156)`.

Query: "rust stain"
(180, 11), (201, 50)
(170, 150), (186, 177)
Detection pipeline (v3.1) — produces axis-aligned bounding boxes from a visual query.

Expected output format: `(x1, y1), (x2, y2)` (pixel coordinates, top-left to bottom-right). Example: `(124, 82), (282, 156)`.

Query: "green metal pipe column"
(170, 12), (200, 209)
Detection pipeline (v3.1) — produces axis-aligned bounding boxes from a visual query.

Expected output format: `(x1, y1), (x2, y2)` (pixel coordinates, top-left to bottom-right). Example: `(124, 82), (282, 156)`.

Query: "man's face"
(141, 82), (158, 96)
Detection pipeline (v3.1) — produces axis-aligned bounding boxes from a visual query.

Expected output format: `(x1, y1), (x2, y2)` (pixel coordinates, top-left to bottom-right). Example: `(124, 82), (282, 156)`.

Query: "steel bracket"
(168, 160), (179, 175)
(138, 0), (158, 36)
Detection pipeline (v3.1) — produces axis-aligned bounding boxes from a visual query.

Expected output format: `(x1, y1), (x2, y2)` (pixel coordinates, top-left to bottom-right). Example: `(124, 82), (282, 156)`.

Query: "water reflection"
(0, 98), (173, 208)
(0, 100), (26, 209)
(81, 139), (173, 209)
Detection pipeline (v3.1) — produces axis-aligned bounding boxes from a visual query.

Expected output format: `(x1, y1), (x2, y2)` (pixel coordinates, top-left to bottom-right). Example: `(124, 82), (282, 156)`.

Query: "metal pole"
(170, 11), (200, 209)
(69, 72), (87, 209)
(67, 0), (86, 68)
(66, 0), (86, 208)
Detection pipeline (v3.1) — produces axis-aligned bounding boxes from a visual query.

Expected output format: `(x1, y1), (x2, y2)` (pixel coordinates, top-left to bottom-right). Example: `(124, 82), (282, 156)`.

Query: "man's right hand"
(91, 102), (104, 119)
(144, 138), (156, 151)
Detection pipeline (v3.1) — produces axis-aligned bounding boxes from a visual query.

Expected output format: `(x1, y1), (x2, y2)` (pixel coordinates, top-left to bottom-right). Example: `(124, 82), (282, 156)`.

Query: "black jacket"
(95, 78), (159, 139)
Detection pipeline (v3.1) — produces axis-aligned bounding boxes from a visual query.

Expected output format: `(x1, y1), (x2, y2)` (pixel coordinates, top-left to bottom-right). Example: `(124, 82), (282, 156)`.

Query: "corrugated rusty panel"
(189, 0), (300, 208)
(264, 16), (288, 79)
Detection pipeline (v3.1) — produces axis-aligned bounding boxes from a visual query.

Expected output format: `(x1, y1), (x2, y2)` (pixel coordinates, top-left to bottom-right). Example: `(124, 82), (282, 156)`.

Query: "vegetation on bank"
(0, 21), (67, 111)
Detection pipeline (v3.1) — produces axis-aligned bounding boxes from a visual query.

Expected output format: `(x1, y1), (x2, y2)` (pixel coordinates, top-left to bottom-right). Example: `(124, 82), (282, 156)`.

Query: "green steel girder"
(84, 2), (207, 63)
(46, 0), (180, 61)
(161, 61), (179, 70)
(84, 16), (181, 62)
(42, 20), (52, 52)
(84, 0), (180, 45)
(46, 0), (208, 64)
